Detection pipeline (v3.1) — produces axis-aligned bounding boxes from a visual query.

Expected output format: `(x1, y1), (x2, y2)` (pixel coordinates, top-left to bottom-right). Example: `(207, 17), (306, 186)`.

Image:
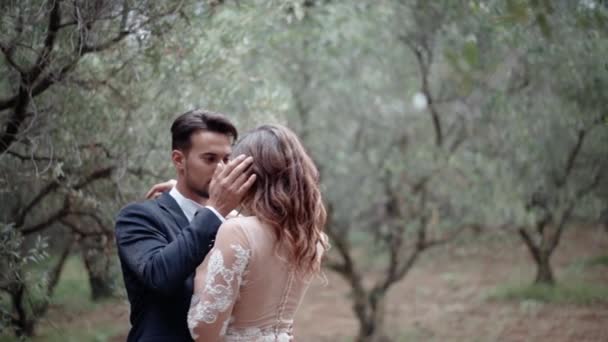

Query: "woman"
(185, 124), (328, 341)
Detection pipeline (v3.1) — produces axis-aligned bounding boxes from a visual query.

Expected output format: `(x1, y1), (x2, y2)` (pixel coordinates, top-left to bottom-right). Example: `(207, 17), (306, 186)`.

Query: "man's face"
(174, 130), (232, 199)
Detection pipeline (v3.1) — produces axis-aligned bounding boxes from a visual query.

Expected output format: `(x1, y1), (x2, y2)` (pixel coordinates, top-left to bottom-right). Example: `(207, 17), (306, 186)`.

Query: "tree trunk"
(83, 250), (114, 300)
(518, 227), (556, 286)
(12, 317), (35, 338)
(89, 272), (114, 300)
(10, 283), (35, 337)
(80, 233), (115, 300)
(356, 296), (391, 342)
(534, 252), (555, 285)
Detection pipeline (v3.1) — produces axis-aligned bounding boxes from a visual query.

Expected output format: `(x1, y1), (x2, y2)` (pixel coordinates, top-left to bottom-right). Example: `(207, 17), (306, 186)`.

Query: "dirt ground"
(294, 226), (608, 341)
(50, 226), (608, 341)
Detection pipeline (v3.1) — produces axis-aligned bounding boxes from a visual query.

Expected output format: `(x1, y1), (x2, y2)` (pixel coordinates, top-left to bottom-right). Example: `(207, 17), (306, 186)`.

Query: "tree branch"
(576, 167), (603, 200)
(402, 36), (443, 147)
(0, 43), (25, 75)
(556, 128), (586, 188)
(21, 200), (69, 235)
(16, 165), (116, 230)
(10, 282), (29, 334)
(0, 4), (25, 73)
(392, 246), (422, 288)
(16, 181), (61, 227)
(78, 142), (113, 158)
(61, 217), (109, 238)
(448, 116), (468, 153)
(324, 221), (371, 324)
(24, 0), (63, 85)
(324, 203), (366, 295)
(82, 30), (131, 54)
(0, 61), (77, 112)
(6, 150), (61, 163)
(0, 86), (29, 153)
(550, 167), (606, 251)
(74, 166), (115, 190)
(518, 227), (542, 265)
(69, 210), (112, 234)
(43, 235), (74, 299)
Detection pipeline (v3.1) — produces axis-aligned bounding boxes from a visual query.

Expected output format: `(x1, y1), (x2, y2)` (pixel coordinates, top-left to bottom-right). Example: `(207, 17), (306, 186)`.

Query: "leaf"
(444, 50), (463, 73)
(462, 40), (480, 68)
(456, 73), (474, 97)
(53, 162), (65, 180)
(536, 13), (552, 39)
(503, 0), (531, 24)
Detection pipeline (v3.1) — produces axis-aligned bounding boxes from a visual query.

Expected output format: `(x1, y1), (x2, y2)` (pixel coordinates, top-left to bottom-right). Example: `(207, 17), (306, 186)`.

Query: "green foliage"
(0, 223), (50, 336)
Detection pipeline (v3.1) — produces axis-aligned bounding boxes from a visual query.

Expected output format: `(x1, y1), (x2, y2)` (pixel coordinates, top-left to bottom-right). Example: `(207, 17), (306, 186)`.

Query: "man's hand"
(206, 155), (256, 217)
(145, 179), (177, 199)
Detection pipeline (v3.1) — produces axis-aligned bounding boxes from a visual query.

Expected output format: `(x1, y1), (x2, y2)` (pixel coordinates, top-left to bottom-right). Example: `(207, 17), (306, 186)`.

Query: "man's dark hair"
(171, 109), (238, 151)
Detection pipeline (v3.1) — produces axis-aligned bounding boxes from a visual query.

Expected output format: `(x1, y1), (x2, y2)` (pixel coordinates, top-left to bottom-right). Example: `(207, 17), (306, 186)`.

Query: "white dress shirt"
(169, 187), (225, 223)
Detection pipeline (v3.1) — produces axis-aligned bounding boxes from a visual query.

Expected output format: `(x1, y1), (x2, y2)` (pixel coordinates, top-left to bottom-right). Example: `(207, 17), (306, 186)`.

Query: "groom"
(115, 109), (255, 342)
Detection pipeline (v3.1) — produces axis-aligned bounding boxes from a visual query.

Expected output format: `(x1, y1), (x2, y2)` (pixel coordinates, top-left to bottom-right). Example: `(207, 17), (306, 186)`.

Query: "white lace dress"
(187, 216), (322, 342)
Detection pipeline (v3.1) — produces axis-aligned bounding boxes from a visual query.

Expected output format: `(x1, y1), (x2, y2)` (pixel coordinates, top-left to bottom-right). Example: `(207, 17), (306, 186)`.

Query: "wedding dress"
(187, 216), (323, 342)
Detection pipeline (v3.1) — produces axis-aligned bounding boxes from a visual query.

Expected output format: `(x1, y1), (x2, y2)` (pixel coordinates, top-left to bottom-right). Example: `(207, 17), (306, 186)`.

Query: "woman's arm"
(187, 220), (251, 341)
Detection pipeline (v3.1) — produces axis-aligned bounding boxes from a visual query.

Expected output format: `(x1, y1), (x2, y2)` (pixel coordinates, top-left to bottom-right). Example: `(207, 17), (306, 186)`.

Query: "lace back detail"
(225, 325), (294, 342)
(188, 244), (251, 339)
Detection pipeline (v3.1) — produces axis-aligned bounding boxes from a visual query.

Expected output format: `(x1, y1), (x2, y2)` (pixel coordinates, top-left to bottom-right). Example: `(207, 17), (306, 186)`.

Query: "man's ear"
(171, 149), (186, 171)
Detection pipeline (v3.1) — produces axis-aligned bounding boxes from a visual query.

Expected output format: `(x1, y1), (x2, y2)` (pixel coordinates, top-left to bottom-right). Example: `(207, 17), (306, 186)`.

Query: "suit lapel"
(156, 192), (189, 230)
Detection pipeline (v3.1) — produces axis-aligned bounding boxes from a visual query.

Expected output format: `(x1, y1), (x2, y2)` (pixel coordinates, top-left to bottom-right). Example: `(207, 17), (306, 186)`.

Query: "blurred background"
(1, 0), (607, 341)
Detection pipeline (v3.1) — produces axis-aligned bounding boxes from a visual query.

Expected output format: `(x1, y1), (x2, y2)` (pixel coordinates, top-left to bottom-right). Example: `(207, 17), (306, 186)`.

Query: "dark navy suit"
(115, 192), (222, 341)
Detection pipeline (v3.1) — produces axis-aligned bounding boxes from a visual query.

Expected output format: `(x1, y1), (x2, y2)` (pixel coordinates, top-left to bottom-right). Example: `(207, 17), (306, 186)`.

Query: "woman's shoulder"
(216, 216), (250, 243)
(225, 215), (278, 249)
(225, 214), (261, 228)
(220, 215), (266, 241)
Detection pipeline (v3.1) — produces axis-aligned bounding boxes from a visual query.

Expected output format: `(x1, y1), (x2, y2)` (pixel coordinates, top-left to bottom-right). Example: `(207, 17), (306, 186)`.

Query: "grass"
(488, 281), (608, 305)
(578, 255), (608, 268)
(564, 254), (608, 279)
(47, 257), (101, 312)
(29, 322), (125, 342)
(0, 323), (125, 342)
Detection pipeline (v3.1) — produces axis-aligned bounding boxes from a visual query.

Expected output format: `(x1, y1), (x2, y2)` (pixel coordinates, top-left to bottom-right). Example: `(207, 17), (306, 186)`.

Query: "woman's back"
(188, 124), (327, 341)
(188, 216), (322, 341)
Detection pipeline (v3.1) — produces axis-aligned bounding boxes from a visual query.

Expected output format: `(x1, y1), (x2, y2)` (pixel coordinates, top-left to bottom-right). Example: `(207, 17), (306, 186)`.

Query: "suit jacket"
(115, 192), (222, 342)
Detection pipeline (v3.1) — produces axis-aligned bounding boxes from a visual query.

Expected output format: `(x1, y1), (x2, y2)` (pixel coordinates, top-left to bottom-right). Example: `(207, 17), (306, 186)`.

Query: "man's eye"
(203, 157), (216, 163)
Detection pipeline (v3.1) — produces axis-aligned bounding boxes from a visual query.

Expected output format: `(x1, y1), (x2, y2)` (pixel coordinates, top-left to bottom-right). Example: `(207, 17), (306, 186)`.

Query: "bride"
(186, 124), (328, 341)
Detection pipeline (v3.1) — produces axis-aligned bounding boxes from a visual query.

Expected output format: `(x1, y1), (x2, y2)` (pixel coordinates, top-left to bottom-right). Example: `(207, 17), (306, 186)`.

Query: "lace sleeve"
(187, 220), (251, 341)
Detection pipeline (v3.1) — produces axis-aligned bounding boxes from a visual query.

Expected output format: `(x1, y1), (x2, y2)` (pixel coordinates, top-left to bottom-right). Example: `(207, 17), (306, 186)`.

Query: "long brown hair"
(232, 124), (327, 275)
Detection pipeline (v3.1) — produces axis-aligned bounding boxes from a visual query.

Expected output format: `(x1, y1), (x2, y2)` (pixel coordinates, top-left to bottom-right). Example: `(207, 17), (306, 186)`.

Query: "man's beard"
(193, 188), (209, 199)
(183, 165), (210, 199)
(185, 177), (210, 199)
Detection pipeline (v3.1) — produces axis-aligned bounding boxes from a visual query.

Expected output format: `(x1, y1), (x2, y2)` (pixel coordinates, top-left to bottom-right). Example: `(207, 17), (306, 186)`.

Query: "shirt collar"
(168, 187), (205, 223)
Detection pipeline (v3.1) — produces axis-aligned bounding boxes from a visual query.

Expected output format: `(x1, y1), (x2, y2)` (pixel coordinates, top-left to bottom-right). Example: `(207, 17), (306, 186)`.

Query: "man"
(115, 109), (256, 342)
